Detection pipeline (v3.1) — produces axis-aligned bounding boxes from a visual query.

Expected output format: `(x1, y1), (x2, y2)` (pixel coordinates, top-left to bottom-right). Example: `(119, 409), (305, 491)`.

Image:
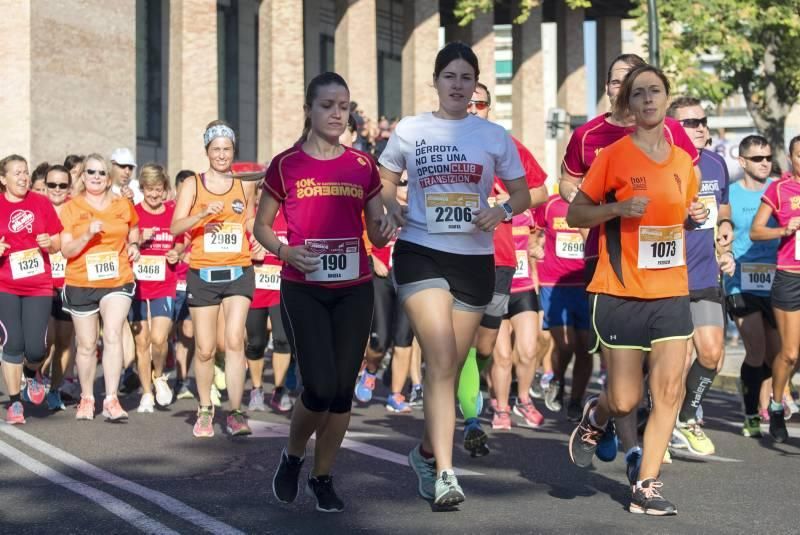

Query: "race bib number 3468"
(305, 238), (359, 282)
(425, 193), (479, 234)
(638, 225), (684, 269)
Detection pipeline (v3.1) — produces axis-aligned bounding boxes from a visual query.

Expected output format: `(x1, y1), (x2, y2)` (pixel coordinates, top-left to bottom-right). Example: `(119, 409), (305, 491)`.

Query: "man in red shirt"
(458, 83), (549, 457)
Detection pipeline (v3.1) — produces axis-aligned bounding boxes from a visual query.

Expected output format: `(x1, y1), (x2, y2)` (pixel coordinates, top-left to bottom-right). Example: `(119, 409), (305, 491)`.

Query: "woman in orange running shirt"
(565, 65), (708, 516)
(170, 120), (258, 439)
(60, 153), (140, 422)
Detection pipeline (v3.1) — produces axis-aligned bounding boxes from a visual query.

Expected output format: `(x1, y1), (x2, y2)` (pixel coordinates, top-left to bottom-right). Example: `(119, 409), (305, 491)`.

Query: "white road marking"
(668, 449), (743, 463)
(719, 418), (800, 438)
(248, 420), (484, 476)
(0, 439), (180, 535)
(0, 423), (245, 535)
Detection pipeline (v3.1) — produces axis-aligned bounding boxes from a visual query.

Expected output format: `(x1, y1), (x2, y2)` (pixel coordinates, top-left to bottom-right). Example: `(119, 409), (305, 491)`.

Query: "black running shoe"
(119, 368), (141, 396)
(568, 397), (605, 468)
(464, 418), (490, 457)
(306, 475), (344, 513)
(629, 479), (677, 516)
(566, 399), (582, 422)
(625, 449), (642, 489)
(769, 408), (788, 443)
(272, 449), (305, 503)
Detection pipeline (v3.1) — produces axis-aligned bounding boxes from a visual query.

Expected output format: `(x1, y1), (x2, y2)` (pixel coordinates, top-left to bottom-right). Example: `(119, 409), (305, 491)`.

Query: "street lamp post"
(647, 0), (660, 68)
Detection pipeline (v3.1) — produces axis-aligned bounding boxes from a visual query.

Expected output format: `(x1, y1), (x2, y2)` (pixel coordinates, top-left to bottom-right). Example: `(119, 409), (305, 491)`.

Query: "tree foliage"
(454, 0), (590, 26)
(632, 0), (800, 169)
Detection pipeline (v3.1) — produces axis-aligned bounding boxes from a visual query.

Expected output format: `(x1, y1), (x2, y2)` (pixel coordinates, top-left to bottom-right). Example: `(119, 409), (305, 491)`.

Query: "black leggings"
(245, 304), (290, 360)
(0, 293), (52, 365)
(281, 279), (374, 414)
(370, 274), (395, 353)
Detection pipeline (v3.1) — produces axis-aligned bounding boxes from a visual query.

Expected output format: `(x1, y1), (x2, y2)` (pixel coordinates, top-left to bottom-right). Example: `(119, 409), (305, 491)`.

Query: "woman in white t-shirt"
(378, 41), (530, 509)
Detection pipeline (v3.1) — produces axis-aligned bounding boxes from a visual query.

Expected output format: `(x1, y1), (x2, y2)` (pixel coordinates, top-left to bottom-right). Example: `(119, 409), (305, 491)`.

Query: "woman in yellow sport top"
(170, 120), (258, 438)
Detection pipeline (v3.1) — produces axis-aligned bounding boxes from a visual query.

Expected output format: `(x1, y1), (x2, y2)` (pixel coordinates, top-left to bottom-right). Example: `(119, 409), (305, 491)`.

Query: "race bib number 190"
(425, 193), (479, 234)
(638, 225), (684, 269)
(305, 238), (359, 282)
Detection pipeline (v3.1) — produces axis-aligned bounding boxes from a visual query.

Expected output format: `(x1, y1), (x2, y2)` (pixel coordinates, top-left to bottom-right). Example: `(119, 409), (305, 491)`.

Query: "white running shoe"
(137, 393), (155, 413)
(153, 374), (173, 407)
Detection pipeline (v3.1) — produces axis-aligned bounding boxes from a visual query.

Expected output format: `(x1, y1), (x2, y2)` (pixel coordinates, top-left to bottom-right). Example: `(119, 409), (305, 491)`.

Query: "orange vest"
(188, 174), (251, 269)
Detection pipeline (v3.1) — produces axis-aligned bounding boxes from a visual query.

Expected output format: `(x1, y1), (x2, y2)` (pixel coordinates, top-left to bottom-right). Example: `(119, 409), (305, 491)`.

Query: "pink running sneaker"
(22, 371), (47, 406)
(759, 408), (770, 422)
(513, 399), (545, 427)
(5, 401), (25, 425)
(193, 407), (215, 438)
(492, 409), (512, 430)
(102, 396), (128, 421)
(226, 410), (252, 436)
(76, 396), (95, 421)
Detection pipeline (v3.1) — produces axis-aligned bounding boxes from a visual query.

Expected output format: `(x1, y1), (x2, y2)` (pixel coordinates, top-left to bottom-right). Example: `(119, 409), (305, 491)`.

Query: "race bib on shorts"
(86, 251), (119, 281)
(638, 225), (684, 269)
(255, 264), (281, 290)
(10, 248), (45, 280)
(305, 238), (359, 282)
(425, 192), (479, 234)
(556, 232), (585, 260)
(698, 195), (718, 231)
(176, 280), (187, 292)
(50, 252), (66, 279)
(134, 255), (166, 281)
(204, 222), (243, 253)
(741, 263), (775, 292)
(514, 250), (529, 279)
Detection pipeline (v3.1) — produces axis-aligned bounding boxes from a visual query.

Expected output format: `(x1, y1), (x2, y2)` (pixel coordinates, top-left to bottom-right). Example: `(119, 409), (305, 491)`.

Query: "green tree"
(455, 0), (800, 170)
(632, 0), (800, 171)
(454, 0), (590, 25)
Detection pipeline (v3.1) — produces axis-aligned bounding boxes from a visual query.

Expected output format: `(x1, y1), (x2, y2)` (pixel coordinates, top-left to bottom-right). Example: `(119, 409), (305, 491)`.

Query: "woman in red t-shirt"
(130, 165), (183, 413)
(0, 155), (63, 425)
(44, 164), (75, 411)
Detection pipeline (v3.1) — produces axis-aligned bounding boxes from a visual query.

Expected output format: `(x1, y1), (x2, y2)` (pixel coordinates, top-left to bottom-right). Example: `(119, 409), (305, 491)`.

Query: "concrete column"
(0, 0), (32, 159)
(168, 0), (218, 174)
(596, 16), (622, 115)
(0, 0), (136, 165)
(304, 0), (321, 87)
(511, 2), (544, 159)
(446, 8), (495, 92)
(556, 2), (586, 158)
(258, 0), (305, 162)
(402, 0), (440, 116)
(335, 0), (378, 121)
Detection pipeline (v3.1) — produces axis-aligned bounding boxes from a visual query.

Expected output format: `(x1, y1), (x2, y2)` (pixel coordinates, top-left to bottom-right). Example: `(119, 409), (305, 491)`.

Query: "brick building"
(0, 0), (635, 180)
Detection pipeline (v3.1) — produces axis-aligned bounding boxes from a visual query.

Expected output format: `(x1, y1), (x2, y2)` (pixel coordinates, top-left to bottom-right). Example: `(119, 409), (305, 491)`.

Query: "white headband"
(204, 124), (236, 147)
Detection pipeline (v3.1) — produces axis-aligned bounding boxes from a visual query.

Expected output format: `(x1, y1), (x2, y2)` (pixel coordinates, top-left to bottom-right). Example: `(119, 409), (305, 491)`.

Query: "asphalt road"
(1, 371), (799, 535)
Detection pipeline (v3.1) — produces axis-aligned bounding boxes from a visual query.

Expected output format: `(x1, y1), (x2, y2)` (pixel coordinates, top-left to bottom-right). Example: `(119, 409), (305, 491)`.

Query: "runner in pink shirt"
(130, 165), (183, 413)
(246, 206), (294, 414)
(254, 72), (392, 513)
(751, 137), (800, 442)
(0, 154), (63, 424)
(493, 210), (545, 429)
(534, 194), (590, 420)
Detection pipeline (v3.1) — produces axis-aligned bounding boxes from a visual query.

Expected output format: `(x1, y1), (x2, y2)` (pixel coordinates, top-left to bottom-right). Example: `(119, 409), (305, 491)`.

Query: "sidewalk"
(715, 342), (800, 393)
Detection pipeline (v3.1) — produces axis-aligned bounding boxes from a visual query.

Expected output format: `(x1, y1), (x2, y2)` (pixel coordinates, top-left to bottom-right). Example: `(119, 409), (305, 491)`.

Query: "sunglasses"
(46, 182), (70, 190)
(680, 117), (707, 128)
(467, 100), (489, 111)
(743, 155), (772, 163)
(115, 164), (135, 171)
(85, 169), (107, 176)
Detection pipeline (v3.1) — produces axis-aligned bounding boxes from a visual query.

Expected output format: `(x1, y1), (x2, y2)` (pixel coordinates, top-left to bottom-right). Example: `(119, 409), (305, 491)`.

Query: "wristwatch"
(501, 202), (514, 222)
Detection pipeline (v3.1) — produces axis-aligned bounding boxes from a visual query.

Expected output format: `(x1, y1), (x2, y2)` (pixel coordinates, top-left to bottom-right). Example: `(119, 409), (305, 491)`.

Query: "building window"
(136, 0), (165, 144)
